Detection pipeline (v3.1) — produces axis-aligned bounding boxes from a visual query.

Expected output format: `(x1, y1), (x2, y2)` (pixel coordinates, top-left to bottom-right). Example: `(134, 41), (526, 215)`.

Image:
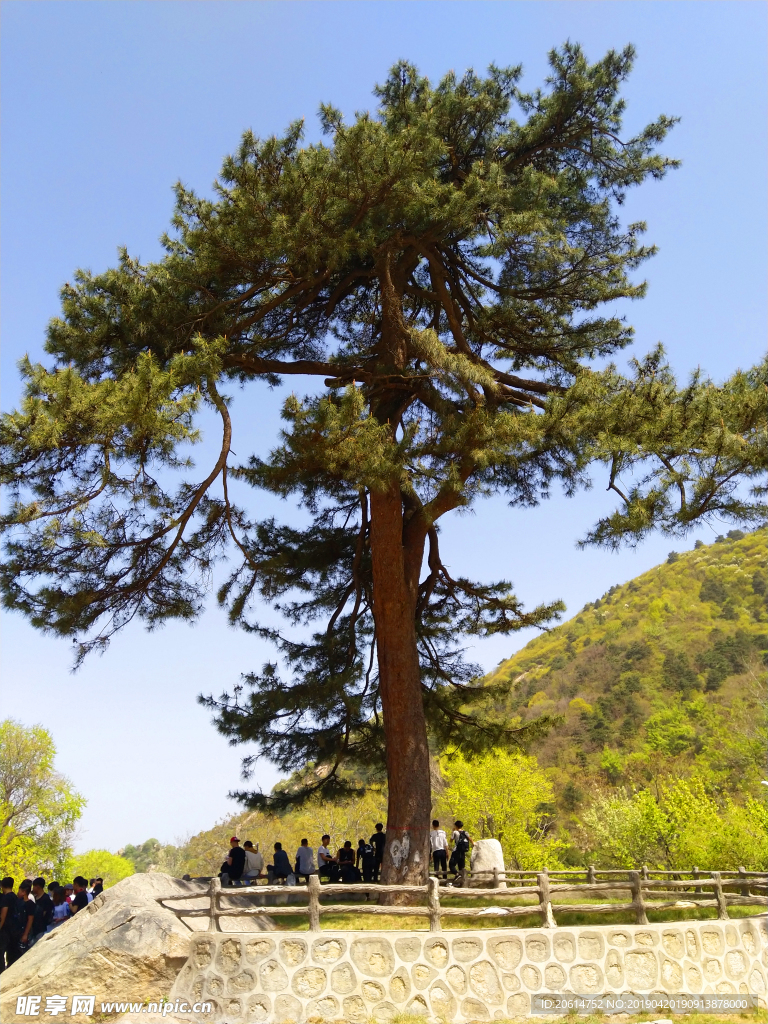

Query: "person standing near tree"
(17, 880), (36, 954)
(370, 823), (386, 883)
(0, 876), (20, 971)
(449, 821), (472, 880)
(357, 838), (377, 884)
(430, 820), (448, 880)
(49, 887), (70, 930)
(70, 876), (89, 914)
(30, 878), (52, 944)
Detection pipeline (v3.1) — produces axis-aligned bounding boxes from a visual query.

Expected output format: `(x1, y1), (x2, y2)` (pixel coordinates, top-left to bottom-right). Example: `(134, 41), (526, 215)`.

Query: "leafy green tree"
(2, 48), (765, 884)
(578, 787), (667, 868)
(63, 849), (134, 888)
(438, 748), (564, 868)
(0, 719), (85, 879)
(578, 775), (768, 870)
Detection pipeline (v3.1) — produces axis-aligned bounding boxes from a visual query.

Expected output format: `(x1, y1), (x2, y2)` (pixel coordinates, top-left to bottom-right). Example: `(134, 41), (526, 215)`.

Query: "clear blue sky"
(2, 1), (765, 854)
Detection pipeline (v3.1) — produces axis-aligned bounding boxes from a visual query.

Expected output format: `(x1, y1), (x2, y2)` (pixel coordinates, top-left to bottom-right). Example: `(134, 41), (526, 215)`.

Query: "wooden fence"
(158, 867), (767, 933)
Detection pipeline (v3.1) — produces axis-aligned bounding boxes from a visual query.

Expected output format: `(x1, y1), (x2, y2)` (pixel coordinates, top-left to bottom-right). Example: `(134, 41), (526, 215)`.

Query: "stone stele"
(469, 838), (506, 887)
(0, 872), (274, 1023)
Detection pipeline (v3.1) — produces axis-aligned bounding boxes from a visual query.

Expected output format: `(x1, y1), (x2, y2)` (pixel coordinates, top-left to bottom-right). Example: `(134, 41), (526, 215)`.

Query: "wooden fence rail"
(158, 867), (767, 933)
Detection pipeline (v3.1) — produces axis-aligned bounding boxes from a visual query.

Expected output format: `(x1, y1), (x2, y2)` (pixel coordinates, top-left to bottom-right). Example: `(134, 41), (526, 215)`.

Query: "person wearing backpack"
(449, 820), (473, 879)
(356, 838), (376, 883)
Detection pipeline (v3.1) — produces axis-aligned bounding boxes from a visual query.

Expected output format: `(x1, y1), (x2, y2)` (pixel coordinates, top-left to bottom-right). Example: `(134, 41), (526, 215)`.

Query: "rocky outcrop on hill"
(0, 873), (274, 1023)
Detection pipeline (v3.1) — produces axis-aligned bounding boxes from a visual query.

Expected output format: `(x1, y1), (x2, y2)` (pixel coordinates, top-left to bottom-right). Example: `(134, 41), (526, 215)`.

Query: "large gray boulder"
(469, 838), (507, 887)
(0, 873), (273, 1023)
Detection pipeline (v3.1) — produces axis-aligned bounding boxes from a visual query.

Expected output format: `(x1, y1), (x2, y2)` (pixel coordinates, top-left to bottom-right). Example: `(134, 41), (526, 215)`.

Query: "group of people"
(0, 875), (104, 972)
(219, 825), (387, 887)
(218, 819), (473, 887)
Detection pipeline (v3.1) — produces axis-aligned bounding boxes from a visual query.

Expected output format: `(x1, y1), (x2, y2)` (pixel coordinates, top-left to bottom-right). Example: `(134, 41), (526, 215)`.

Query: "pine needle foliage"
(2, 48), (765, 821)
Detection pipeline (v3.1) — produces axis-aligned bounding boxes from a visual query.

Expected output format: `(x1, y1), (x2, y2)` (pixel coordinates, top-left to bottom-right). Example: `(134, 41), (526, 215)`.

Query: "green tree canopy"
(578, 776), (768, 871)
(0, 719), (85, 879)
(63, 849), (134, 889)
(2, 46), (765, 883)
(438, 748), (564, 868)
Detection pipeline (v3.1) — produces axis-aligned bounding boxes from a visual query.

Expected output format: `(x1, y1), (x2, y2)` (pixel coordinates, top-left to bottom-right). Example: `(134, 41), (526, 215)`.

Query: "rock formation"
(0, 873), (273, 1023)
(469, 838), (506, 887)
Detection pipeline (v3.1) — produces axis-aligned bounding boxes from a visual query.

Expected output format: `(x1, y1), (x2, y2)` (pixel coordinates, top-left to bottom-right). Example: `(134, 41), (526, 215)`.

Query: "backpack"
(456, 830), (470, 853)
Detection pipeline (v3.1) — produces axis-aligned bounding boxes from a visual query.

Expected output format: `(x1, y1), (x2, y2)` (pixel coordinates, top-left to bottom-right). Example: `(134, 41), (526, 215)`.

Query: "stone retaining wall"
(170, 919), (767, 1021)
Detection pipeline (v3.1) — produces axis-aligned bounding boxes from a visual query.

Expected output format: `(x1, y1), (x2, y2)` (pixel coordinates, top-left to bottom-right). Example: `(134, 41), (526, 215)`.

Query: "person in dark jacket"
(268, 843), (292, 883)
(356, 839), (376, 883)
(338, 841), (359, 883)
(370, 823), (386, 883)
(30, 878), (53, 944)
(17, 880), (37, 953)
(0, 877), (20, 971)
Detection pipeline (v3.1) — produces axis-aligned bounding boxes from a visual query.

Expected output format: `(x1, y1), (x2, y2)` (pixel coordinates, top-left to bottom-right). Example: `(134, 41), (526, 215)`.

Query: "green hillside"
(484, 529), (767, 807)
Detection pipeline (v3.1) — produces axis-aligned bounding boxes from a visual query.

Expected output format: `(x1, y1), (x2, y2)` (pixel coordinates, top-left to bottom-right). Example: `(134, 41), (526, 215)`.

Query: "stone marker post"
(629, 870), (648, 925)
(711, 871), (730, 920)
(428, 876), (442, 932)
(537, 871), (557, 928)
(208, 877), (220, 932)
(307, 873), (321, 931)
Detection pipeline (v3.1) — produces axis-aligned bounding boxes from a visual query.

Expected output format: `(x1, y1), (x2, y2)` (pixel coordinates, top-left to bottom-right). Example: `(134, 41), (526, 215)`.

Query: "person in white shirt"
(242, 840), (264, 881)
(294, 839), (316, 883)
(429, 819), (448, 879)
(317, 834), (337, 883)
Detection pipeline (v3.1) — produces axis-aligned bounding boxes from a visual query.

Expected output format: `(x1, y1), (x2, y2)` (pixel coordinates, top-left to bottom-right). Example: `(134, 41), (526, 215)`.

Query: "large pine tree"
(2, 47), (765, 884)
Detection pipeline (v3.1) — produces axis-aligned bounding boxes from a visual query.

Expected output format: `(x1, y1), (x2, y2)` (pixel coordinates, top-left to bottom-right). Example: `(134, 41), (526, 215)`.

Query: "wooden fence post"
(738, 866), (749, 898)
(630, 871), (648, 925)
(458, 865), (467, 888)
(587, 864), (596, 885)
(537, 871), (557, 929)
(492, 867), (499, 890)
(307, 873), (321, 932)
(208, 877), (220, 932)
(693, 865), (701, 894)
(641, 865), (649, 882)
(711, 872), (730, 921)
(428, 876), (442, 932)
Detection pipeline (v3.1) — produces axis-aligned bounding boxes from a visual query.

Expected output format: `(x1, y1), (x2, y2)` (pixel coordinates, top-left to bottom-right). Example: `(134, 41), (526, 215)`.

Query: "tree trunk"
(369, 478), (431, 887)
